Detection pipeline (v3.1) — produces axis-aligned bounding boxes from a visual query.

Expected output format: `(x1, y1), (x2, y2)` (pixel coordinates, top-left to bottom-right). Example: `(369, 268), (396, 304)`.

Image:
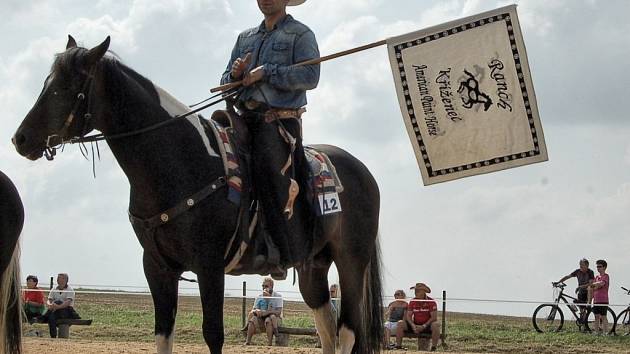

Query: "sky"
(2, 0), (630, 317)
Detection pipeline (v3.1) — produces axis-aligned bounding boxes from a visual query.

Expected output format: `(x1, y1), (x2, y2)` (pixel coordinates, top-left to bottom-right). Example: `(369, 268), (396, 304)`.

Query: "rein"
(44, 64), (241, 160)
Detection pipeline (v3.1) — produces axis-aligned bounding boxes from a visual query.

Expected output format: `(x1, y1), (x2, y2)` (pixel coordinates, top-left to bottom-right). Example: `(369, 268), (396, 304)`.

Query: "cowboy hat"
(288, 0), (306, 5)
(410, 282), (431, 293)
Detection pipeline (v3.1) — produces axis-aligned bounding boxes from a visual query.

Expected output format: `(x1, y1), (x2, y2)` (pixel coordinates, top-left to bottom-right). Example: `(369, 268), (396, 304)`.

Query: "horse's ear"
(85, 36), (111, 66)
(66, 35), (77, 50)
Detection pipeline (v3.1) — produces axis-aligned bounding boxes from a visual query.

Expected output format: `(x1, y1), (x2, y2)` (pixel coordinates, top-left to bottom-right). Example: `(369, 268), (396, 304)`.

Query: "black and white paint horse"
(13, 36), (383, 354)
(0, 171), (24, 354)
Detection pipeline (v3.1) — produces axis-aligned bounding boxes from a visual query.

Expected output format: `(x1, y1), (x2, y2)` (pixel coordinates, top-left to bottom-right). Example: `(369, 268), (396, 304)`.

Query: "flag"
(388, 5), (547, 185)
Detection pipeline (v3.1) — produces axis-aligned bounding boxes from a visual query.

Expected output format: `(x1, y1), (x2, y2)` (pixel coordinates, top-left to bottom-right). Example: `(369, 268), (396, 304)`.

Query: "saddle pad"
(203, 118), (242, 205)
(304, 146), (344, 216)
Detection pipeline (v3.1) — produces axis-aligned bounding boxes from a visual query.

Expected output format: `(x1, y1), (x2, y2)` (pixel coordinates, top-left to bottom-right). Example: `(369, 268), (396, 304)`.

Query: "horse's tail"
(0, 243), (22, 354)
(358, 236), (384, 354)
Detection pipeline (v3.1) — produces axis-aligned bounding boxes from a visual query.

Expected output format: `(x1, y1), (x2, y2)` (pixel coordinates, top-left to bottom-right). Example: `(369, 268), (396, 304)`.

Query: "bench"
(32, 318), (93, 338)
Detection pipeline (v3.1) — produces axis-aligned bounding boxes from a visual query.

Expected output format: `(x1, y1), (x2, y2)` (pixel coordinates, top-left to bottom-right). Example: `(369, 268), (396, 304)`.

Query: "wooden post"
(441, 290), (447, 345)
(210, 39), (387, 93)
(242, 281), (247, 329)
(50, 276), (53, 290)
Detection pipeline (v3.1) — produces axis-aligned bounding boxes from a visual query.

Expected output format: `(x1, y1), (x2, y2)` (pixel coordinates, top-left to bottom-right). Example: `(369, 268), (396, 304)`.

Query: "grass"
(25, 290), (630, 353)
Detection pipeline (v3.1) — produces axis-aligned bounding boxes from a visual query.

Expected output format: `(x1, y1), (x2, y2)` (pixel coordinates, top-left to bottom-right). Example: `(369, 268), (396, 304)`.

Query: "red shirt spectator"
(408, 296), (437, 325)
(22, 288), (45, 305)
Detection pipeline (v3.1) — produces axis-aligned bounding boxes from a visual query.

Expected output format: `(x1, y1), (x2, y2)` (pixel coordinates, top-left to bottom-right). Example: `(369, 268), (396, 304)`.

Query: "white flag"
(388, 5), (547, 185)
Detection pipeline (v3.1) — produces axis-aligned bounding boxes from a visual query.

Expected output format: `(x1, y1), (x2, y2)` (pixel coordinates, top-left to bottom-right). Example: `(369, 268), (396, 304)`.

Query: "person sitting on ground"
(405, 282), (440, 352)
(589, 259), (610, 335)
(40, 273), (80, 338)
(554, 258), (594, 321)
(245, 277), (283, 346)
(22, 275), (46, 323)
(384, 289), (408, 350)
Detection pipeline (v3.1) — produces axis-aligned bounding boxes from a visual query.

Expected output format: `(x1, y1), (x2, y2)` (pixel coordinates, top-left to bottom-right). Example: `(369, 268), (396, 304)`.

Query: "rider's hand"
(230, 53), (252, 80)
(243, 66), (265, 86)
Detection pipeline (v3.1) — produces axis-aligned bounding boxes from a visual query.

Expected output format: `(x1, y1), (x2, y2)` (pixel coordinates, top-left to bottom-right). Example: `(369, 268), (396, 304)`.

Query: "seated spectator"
(245, 277), (283, 346)
(329, 283), (340, 322)
(22, 275), (46, 323)
(384, 289), (408, 349)
(40, 273), (80, 338)
(248, 288), (271, 323)
(405, 282), (440, 352)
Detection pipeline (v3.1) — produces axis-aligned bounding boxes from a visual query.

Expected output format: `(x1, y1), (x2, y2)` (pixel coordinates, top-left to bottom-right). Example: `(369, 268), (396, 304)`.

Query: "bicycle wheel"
(583, 306), (616, 334)
(615, 308), (630, 336)
(532, 304), (564, 333)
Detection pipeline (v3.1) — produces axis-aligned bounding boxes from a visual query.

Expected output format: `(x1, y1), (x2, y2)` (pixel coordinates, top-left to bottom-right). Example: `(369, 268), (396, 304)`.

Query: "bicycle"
(614, 286), (630, 336)
(532, 282), (616, 333)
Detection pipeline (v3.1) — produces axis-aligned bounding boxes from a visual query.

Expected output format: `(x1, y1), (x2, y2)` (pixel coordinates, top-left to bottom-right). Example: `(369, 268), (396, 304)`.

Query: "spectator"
(248, 288), (271, 323)
(245, 277), (283, 346)
(329, 284), (340, 321)
(589, 259), (610, 335)
(384, 289), (407, 350)
(406, 283), (440, 352)
(22, 275), (46, 323)
(40, 273), (80, 338)
(555, 258), (594, 320)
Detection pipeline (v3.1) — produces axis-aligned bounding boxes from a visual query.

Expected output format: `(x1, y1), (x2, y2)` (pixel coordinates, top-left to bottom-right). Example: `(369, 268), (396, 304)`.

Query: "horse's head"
(12, 35), (110, 160)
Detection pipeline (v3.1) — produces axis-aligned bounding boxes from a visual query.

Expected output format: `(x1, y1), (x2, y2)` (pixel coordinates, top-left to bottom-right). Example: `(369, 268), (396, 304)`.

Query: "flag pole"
(210, 39), (387, 93)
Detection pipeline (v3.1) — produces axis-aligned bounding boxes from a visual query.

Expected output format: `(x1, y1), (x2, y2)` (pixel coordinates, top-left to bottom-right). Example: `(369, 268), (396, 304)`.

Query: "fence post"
(441, 290), (447, 345)
(50, 276), (53, 290)
(242, 281), (247, 329)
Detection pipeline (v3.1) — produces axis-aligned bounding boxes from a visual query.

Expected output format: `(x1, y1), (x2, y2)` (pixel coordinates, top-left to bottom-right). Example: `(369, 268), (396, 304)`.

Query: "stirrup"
(283, 178), (299, 219)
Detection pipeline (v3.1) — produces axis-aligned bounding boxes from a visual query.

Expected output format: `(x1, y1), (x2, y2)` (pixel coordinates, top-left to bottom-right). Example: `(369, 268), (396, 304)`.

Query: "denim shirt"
(220, 15), (320, 109)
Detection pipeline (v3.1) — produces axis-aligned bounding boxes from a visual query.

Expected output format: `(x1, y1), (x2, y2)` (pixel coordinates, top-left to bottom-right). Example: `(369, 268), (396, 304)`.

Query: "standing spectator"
(384, 289), (408, 349)
(40, 273), (80, 338)
(589, 260), (610, 335)
(22, 275), (45, 322)
(554, 258), (595, 321)
(406, 283), (440, 351)
(245, 277), (283, 345)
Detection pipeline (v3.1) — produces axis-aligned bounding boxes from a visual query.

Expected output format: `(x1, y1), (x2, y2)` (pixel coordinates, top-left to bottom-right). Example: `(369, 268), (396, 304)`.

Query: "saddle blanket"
(205, 118), (344, 216)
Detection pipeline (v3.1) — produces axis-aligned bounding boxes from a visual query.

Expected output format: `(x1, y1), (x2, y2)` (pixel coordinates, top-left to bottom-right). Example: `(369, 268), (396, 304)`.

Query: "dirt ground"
(23, 338), (471, 354)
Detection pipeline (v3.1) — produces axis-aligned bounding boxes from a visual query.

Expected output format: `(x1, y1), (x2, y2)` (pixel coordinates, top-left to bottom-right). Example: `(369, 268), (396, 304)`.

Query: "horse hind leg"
(336, 244), (383, 354)
(0, 245), (21, 354)
(297, 266), (336, 354)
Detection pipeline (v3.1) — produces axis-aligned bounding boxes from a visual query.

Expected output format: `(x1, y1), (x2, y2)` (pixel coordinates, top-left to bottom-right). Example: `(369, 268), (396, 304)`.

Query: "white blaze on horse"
(13, 36), (384, 354)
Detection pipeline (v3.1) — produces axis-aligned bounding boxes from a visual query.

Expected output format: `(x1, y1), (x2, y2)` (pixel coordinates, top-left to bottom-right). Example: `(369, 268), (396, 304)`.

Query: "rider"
(554, 258), (594, 319)
(220, 0), (320, 273)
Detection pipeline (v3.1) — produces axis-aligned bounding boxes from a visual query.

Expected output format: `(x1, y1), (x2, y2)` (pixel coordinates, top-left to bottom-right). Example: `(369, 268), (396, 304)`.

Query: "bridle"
(44, 62), (241, 161)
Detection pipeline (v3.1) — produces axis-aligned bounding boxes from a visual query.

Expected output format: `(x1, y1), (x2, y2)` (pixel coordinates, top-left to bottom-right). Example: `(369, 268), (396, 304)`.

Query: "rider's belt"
(244, 100), (263, 110)
(264, 108), (306, 123)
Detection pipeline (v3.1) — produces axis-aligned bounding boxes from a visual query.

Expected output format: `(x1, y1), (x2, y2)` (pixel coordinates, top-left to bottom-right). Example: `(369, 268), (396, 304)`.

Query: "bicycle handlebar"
(552, 282), (566, 289)
(622, 286), (629, 294)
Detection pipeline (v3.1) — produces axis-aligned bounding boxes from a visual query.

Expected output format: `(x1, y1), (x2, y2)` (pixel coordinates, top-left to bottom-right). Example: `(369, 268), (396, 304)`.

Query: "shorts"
(592, 303), (608, 316)
(249, 314), (280, 332)
(410, 322), (433, 334)
(384, 321), (401, 332)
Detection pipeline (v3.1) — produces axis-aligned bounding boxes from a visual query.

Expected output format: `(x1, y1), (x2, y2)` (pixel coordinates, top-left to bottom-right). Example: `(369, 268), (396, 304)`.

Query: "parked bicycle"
(532, 282), (616, 333)
(615, 286), (630, 336)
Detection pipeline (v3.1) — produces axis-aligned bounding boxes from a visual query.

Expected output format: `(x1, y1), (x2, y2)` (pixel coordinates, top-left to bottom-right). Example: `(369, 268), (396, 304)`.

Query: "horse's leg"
(144, 253), (181, 354)
(197, 267), (225, 354)
(298, 265), (336, 354)
(336, 245), (382, 354)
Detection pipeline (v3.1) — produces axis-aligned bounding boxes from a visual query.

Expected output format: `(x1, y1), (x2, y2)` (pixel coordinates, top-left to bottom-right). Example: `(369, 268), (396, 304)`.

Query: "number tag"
(318, 192), (342, 215)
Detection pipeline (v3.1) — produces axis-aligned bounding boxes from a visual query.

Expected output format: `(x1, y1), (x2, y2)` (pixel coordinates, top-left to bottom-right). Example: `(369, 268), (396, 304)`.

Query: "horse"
(12, 35), (383, 354)
(0, 170), (25, 354)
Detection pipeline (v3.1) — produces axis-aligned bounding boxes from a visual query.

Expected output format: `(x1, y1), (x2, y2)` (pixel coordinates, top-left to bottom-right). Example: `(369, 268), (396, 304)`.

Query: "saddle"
(204, 109), (343, 279)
